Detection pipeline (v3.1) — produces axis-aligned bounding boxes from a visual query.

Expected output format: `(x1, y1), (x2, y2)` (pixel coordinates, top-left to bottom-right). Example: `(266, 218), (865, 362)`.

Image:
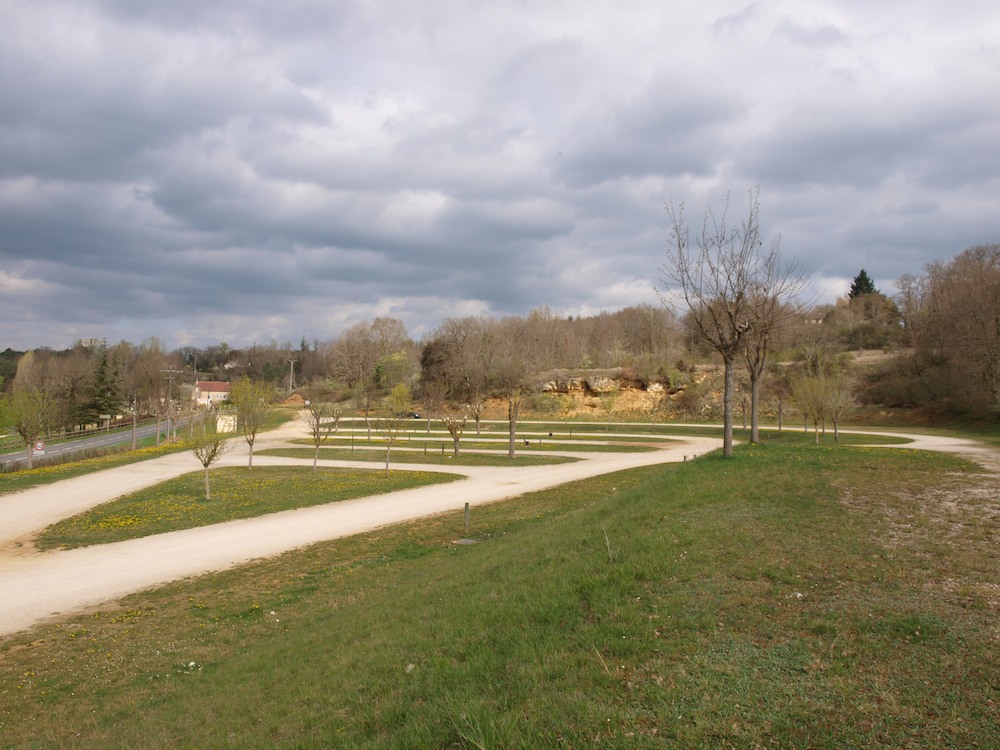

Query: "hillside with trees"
(3, 244), (1000, 463)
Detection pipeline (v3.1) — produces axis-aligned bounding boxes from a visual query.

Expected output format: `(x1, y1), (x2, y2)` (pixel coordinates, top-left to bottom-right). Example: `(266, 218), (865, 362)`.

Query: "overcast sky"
(2, 1), (998, 352)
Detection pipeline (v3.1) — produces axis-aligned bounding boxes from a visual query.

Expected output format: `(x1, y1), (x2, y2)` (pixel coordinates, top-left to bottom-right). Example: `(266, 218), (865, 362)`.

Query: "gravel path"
(0, 416), (721, 636)
(2, 419), (994, 638)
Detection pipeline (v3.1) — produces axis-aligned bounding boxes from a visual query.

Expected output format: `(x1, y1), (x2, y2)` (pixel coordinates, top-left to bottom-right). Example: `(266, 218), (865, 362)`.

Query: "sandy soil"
(0, 416), (722, 637)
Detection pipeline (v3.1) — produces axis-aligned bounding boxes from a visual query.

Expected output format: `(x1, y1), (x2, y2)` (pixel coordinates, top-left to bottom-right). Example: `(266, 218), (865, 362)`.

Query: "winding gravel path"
(2, 418), (994, 638)
(0, 416), (722, 636)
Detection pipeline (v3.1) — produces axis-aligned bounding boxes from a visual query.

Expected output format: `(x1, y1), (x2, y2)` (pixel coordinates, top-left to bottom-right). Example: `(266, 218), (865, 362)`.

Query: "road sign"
(34, 441), (45, 454)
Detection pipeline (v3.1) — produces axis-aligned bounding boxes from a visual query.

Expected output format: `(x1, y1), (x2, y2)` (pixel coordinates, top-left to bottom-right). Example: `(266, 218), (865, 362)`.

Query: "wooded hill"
(2, 244), (999, 437)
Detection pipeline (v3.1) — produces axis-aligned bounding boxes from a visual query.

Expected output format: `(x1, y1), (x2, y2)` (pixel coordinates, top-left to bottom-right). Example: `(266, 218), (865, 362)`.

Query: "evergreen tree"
(85, 346), (123, 424)
(848, 269), (878, 298)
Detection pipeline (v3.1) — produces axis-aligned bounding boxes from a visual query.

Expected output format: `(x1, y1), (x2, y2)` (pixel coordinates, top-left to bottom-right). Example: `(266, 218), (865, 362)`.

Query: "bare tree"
(420, 378), (447, 435)
(132, 338), (175, 446)
(441, 413), (467, 456)
(493, 318), (529, 459)
(790, 373), (828, 444)
(826, 378), (856, 442)
(791, 372), (854, 444)
(741, 293), (804, 444)
(188, 414), (233, 500)
(468, 399), (485, 436)
(333, 318), (410, 440)
(506, 392), (521, 459)
(229, 376), (274, 468)
(305, 401), (339, 472)
(374, 384), (413, 476)
(917, 245), (1000, 412)
(661, 188), (789, 457)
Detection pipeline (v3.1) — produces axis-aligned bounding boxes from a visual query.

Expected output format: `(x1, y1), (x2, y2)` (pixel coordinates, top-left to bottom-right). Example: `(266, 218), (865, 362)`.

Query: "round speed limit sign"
(34, 441), (45, 452)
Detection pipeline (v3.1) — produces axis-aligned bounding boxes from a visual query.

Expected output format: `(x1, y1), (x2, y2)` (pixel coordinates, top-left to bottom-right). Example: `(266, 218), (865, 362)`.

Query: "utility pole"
(287, 359), (297, 394)
(161, 368), (184, 441)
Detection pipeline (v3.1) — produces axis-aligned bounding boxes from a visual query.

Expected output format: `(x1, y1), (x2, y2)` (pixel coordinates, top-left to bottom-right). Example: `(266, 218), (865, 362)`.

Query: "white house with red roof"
(194, 380), (230, 407)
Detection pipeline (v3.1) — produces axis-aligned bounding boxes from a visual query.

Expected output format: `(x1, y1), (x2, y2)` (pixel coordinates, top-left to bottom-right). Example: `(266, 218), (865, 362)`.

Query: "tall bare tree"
(333, 318), (412, 440)
(304, 401), (339, 472)
(374, 384), (413, 477)
(661, 188), (789, 457)
(741, 283), (805, 444)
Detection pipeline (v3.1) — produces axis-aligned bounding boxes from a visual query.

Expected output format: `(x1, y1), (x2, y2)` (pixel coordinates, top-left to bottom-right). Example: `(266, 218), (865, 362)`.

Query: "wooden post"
(464, 502), (470, 535)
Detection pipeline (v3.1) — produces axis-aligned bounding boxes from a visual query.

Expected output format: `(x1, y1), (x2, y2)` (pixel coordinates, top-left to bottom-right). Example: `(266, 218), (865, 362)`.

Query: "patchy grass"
(466, 419), (913, 445)
(288, 436), (658, 452)
(36, 467), (461, 550)
(2, 441), (998, 748)
(259, 446), (581, 466)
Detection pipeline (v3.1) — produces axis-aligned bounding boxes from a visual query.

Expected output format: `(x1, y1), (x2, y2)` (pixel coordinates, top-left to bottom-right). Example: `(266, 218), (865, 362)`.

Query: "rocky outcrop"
(584, 375), (618, 394)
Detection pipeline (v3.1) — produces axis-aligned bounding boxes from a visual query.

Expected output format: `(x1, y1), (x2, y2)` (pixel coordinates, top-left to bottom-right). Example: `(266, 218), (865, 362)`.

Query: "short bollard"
(464, 502), (470, 535)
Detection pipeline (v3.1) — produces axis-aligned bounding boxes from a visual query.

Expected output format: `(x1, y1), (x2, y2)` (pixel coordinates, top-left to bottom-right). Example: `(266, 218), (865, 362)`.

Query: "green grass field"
(36, 466), (462, 550)
(2, 439), (997, 748)
(259, 445), (581, 466)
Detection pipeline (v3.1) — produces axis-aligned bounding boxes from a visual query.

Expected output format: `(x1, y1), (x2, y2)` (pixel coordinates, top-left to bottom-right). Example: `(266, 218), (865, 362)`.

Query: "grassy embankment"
(2, 432), (997, 748)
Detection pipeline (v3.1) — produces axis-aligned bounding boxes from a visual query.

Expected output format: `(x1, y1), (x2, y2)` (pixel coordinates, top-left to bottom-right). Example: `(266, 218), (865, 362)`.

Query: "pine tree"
(85, 346), (123, 424)
(848, 269), (878, 298)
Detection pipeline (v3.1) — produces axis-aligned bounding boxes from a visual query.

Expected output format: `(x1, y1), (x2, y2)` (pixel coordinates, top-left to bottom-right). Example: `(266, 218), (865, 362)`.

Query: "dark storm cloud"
(553, 80), (742, 187)
(1, 0), (998, 350)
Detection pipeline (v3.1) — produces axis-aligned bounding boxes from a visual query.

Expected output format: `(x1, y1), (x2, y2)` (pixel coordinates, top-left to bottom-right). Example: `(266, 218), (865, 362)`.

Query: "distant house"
(194, 380), (230, 407)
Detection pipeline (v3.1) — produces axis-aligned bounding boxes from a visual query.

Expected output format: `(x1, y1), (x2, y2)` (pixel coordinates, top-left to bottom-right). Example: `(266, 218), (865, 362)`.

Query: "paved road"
(0, 416), (723, 636)
(0, 421), (169, 468)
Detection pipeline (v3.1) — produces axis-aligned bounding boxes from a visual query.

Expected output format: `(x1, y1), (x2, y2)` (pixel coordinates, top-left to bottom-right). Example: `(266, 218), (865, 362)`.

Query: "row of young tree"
(3, 233), (997, 465)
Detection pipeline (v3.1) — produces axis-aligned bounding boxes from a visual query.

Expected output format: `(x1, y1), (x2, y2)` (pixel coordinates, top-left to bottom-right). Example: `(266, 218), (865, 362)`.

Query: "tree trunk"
(204, 465), (211, 500)
(507, 397), (520, 459)
(722, 357), (735, 457)
(313, 444), (319, 472)
(248, 439), (255, 469)
(384, 443), (391, 477)
(749, 375), (761, 444)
